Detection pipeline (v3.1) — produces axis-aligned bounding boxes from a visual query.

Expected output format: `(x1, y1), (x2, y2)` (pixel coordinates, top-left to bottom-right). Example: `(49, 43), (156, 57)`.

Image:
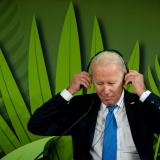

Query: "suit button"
(151, 101), (154, 104)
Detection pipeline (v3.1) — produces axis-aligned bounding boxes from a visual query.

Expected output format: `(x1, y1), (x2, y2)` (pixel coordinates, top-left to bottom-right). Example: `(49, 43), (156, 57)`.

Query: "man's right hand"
(67, 71), (91, 95)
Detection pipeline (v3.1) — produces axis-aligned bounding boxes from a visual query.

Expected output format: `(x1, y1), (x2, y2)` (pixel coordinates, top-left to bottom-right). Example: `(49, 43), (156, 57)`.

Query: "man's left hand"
(124, 70), (145, 96)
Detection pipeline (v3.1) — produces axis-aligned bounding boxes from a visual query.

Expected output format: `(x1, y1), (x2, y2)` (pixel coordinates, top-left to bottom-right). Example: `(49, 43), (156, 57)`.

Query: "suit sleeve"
(27, 93), (79, 136)
(143, 92), (160, 133)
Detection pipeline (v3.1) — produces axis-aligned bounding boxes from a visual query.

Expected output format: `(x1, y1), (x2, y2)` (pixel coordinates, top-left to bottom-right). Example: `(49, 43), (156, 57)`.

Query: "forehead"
(92, 63), (122, 73)
(91, 64), (123, 79)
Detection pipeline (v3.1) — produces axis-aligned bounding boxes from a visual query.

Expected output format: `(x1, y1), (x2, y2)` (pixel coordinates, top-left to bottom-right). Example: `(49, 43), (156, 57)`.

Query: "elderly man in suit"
(28, 50), (160, 160)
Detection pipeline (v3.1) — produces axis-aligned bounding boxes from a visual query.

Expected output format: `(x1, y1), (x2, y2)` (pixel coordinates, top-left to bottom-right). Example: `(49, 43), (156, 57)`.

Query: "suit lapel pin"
(130, 101), (135, 105)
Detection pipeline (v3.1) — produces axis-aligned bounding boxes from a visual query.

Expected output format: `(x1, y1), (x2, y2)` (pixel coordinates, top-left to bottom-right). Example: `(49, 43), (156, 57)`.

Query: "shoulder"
(143, 92), (160, 110)
(124, 90), (160, 110)
(124, 90), (139, 101)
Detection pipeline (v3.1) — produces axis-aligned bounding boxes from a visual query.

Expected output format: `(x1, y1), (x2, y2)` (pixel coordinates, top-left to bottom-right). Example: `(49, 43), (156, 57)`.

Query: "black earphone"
(86, 50), (129, 86)
(87, 49), (129, 73)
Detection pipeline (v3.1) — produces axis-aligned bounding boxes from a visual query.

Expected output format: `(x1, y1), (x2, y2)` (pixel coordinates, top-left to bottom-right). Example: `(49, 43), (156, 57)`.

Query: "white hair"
(90, 50), (127, 74)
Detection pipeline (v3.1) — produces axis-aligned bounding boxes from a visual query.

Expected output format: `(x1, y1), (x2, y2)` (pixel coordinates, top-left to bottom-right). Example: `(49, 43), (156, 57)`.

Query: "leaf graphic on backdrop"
(0, 115), (20, 153)
(0, 49), (33, 145)
(0, 92), (11, 127)
(87, 16), (104, 94)
(148, 57), (160, 160)
(125, 41), (140, 93)
(41, 136), (73, 160)
(0, 0), (27, 91)
(28, 17), (52, 114)
(0, 2), (29, 152)
(55, 2), (82, 94)
(155, 55), (160, 82)
(148, 66), (160, 96)
(90, 17), (104, 57)
(0, 0), (18, 41)
(154, 134), (160, 160)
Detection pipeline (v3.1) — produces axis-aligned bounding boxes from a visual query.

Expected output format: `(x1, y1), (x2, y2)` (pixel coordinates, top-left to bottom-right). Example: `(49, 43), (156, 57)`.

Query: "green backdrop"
(0, 0), (160, 99)
(0, 0), (160, 159)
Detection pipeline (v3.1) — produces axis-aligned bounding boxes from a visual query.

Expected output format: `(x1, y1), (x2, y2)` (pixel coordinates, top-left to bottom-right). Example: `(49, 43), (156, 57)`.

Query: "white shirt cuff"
(139, 90), (151, 102)
(60, 89), (73, 101)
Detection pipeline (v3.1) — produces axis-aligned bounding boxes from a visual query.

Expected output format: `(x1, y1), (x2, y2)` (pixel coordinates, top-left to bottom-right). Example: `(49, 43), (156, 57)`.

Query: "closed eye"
(96, 82), (104, 85)
(108, 82), (116, 86)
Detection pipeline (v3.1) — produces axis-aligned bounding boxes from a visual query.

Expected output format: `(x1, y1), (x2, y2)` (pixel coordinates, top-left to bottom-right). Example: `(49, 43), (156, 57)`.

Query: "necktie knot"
(108, 104), (117, 113)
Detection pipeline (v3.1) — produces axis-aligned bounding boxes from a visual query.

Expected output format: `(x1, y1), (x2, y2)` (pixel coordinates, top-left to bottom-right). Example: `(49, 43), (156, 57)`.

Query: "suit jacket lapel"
(124, 91), (137, 128)
(87, 91), (140, 150)
(87, 91), (138, 148)
(87, 94), (101, 148)
(124, 91), (140, 149)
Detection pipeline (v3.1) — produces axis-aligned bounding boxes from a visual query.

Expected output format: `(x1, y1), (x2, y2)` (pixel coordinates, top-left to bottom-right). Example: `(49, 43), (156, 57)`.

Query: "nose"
(103, 85), (110, 95)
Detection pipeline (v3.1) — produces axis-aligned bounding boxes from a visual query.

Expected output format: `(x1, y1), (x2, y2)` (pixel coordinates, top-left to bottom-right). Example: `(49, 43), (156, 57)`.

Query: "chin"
(103, 99), (118, 105)
(102, 100), (113, 106)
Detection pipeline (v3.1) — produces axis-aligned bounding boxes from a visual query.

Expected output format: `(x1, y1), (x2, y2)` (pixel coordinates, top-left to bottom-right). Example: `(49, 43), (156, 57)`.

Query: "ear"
(123, 76), (126, 85)
(88, 73), (92, 83)
(123, 73), (128, 85)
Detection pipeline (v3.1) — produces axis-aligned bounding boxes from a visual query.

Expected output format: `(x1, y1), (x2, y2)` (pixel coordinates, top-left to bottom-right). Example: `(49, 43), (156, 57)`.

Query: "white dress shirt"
(60, 89), (151, 160)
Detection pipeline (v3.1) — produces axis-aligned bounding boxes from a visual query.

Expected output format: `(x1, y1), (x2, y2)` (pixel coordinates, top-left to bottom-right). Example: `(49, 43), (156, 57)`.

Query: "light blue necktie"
(102, 105), (118, 160)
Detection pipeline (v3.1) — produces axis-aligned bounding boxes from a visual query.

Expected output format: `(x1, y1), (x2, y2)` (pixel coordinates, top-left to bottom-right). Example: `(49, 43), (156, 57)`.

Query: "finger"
(81, 71), (90, 76)
(125, 71), (140, 79)
(80, 71), (90, 77)
(129, 70), (139, 73)
(80, 79), (90, 88)
(79, 74), (91, 83)
(125, 72), (137, 78)
(127, 71), (143, 78)
(80, 72), (91, 80)
(124, 75), (135, 84)
(80, 77), (91, 86)
(124, 78), (132, 84)
(124, 78), (132, 85)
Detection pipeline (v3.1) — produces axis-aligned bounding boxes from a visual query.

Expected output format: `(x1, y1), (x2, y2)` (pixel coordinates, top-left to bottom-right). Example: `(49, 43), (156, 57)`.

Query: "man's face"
(91, 64), (124, 106)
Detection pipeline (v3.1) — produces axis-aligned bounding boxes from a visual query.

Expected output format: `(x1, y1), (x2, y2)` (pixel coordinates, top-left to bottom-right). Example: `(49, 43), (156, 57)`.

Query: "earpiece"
(87, 50), (104, 72)
(87, 49), (129, 74)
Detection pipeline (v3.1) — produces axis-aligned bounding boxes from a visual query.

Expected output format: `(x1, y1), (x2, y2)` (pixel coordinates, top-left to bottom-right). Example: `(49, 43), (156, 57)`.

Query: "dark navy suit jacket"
(28, 90), (160, 160)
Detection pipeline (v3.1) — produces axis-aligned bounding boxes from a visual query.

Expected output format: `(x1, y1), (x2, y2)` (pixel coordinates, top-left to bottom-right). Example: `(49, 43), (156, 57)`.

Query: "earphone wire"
(34, 98), (95, 160)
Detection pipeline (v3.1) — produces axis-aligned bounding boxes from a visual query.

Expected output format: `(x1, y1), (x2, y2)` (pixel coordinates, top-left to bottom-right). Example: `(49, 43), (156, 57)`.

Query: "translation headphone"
(86, 49), (129, 74)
